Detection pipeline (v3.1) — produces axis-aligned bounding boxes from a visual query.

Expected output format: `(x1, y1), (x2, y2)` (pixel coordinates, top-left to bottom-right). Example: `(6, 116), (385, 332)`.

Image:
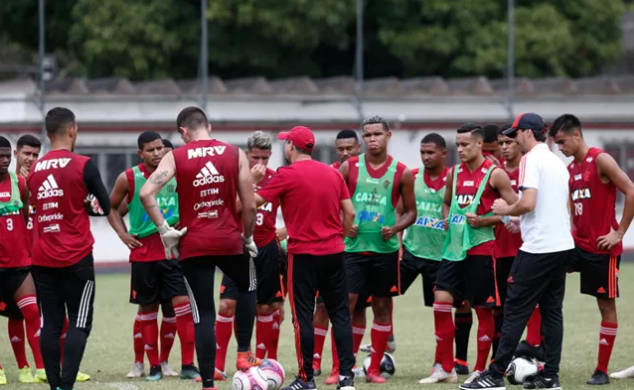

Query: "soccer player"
(140, 106), (257, 390)
(0, 136), (45, 384)
(214, 131), (284, 380)
(7, 134), (92, 384)
(491, 126), (524, 357)
(254, 125), (356, 390)
(107, 131), (197, 381)
(419, 123), (517, 385)
(550, 114), (634, 385)
(27, 107), (111, 390)
(482, 124), (503, 165)
(399, 132), (448, 332)
(339, 116), (417, 384)
(162, 138), (174, 152)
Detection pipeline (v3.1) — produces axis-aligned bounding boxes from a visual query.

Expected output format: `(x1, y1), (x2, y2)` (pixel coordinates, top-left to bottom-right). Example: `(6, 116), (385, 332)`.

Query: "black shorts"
(344, 251), (399, 298)
(569, 247), (620, 299)
(435, 255), (499, 308)
(399, 248), (442, 307)
(130, 260), (188, 305)
(0, 267), (30, 319)
(495, 256), (515, 305)
(220, 239), (283, 305)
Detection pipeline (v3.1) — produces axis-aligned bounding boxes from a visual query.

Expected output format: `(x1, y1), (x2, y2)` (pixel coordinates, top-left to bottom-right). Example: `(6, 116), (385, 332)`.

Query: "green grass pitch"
(1, 264), (633, 390)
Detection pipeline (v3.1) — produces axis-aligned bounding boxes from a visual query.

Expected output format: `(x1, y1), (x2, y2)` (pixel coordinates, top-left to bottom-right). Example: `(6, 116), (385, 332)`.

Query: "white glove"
(157, 220), (187, 260)
(244, 235), (258, 258)
(84, 194), (105, 216)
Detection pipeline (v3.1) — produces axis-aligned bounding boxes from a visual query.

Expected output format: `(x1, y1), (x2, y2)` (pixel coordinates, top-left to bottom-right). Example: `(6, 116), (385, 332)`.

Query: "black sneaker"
(522, 374), (561, 389)
(146, 365), (163, 382)
(456, 362), (470, 375)
(459, 370), (506, 390)
(337, 375), (355, 390)
(282, 377), (317, 390)
(587, 370), (609, 385)
(180, 364), (200, 380)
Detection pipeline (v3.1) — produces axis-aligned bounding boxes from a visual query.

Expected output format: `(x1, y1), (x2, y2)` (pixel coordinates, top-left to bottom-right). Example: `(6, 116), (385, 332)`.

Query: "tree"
(0, 0), (626, 81)
(69, 0), (199, 79)
(207, 0), (355, 78)
(375, 0), (624, 78)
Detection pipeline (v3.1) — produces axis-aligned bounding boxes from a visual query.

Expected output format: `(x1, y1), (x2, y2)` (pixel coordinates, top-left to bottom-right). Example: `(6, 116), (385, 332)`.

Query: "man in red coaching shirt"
(254, 126), (357, 390)
(27, 108), (111, 390)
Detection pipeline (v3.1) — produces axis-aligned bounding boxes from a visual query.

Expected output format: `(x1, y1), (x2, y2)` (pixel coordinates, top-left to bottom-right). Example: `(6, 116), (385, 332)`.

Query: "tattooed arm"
(140, 151), (176, 227)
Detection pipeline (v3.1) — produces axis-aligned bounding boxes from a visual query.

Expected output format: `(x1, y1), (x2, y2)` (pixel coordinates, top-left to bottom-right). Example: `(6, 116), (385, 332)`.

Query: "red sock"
(17, 296), (44, 369)
(352, 325), (366, 359)
(526, 307), (542, 346)
(312, 325), (328, 369)
(215, 314), (234, 372)
(330, 330), (340, 373)
(256, 314), (275, 359)
(159, 316), (177, 363)
(173, 302), (195, 366)
(474, 307), (494, 371)
(133, 314), (144, 364)
(8, 318), (29, 368)
(433, 302), (455, 373)
(60, 317), (69, 363)
(596, 321), (617, 374)
(368, 321), (391, 374)
(140, 311), (160, 367)
(269, 309), (281, 360)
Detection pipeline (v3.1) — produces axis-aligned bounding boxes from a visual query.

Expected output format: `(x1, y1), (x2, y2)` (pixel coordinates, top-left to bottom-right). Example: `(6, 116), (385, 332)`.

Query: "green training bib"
(441, 164), (495, 261)
(0, 172), (24, 215)
(403, 169), (446, 261)
(128, 165), (179, 238)
(345, 154), (399, 253)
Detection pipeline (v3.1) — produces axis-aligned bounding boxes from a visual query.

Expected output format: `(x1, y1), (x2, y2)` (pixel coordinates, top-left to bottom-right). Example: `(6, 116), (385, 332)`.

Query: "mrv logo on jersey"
(193, 161), (225, 187)
(187, 146), (226, 159)
(37, 174), (64, 199)
(34, 158), (71, 172)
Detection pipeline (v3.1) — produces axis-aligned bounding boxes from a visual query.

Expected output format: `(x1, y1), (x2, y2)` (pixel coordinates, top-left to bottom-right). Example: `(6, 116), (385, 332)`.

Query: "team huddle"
(0, 106), (633, 390)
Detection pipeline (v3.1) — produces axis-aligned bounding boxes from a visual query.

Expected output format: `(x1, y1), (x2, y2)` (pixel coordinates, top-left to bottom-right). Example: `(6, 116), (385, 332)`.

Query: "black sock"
(235, 290), (257, 352)
(454, 311), (473, 363)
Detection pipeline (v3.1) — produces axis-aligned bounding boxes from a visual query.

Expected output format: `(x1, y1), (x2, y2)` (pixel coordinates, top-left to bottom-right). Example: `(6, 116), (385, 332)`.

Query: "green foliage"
(69, 0), (198, 79)
(207, 0), (355, 77)
(0, 0), (626, 80)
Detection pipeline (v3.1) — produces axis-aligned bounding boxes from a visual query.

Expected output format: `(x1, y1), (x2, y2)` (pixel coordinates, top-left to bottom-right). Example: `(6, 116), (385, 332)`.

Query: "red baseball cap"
(278, 126), (315, 152)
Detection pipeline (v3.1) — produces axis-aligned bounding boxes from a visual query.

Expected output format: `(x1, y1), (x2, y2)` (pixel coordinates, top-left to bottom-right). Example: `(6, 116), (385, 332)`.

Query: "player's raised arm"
(107, 172), (142, 249)
(140, 151), (176, 227)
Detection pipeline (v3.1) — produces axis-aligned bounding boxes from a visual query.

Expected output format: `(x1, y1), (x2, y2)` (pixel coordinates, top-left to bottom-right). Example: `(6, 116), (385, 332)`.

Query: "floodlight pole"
(354, 0), (364, 122)
(505, 0), (515, 119)
(38, 0), (47, 149)
(200, 0), (208, 111)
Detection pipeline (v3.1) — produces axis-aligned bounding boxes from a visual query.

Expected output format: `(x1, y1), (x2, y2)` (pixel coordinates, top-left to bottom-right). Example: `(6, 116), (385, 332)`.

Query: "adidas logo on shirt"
(193, 161), (225, 187)
(37, 174), (64, 199)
